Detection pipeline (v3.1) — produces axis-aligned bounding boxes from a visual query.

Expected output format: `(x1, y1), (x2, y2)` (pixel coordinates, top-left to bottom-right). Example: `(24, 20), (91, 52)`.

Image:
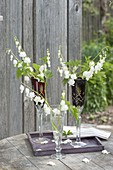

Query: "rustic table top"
(0, 133), (113, 170)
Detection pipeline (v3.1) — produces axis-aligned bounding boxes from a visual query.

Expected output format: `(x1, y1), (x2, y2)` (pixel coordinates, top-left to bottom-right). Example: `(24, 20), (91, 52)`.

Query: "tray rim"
(27, 131), (104, 156)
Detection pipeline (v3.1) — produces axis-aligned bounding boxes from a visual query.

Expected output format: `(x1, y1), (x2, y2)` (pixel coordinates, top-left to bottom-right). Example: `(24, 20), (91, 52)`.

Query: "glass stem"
(55, 133), (62, 159)
(36, 108), (43, 137)
(76, 114), (81, 142)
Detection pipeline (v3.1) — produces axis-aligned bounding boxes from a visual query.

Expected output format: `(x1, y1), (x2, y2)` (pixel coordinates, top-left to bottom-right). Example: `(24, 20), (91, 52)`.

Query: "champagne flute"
(31, 78), (49, 143)
(71, 77), (86, 148)
(51, 110), (65, 160)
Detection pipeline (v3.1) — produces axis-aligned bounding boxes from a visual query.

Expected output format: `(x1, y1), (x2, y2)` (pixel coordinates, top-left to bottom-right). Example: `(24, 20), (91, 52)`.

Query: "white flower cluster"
(58, 49), (106, 85)
(20, 84), (69, 116)
(83, 55), (106, 81)
(7, 38), (33, 74)
(7, 37), (52, 83)
(44, 95), (68, 116)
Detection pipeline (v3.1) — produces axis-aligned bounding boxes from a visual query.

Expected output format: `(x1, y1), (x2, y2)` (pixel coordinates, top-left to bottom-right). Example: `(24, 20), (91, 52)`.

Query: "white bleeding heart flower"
(24, 76), (30, 83)
(68, 79), (75, 86)
(24, 57), (31, 64)
(10, 55), (13, 61)
(13, 59), (17, 67)
(20, 84), (24, 93)
(19, 51), (26, 58)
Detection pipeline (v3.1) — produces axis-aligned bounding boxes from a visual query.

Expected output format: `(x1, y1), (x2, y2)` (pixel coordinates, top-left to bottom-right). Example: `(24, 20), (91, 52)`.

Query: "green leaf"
(44, 70), (53, 79)
(62, 78), (69, 85)
(65, 60), (81, 67)
(16, 68), (23, 79)
(62, 130), (73, 138)
(40, 56), (48, 64)
(32, 63), (40, 72)
(65, 100), (78, 121)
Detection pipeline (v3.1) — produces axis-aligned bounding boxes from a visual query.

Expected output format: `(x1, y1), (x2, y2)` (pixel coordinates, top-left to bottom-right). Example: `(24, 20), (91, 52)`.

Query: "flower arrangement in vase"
(7, 36), (108, 153)
(57, 47), (107, 147)
(6, 37), (69, 151)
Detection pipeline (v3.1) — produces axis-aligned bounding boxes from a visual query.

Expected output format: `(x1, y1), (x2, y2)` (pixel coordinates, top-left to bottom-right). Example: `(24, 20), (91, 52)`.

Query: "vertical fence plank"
(0, 0), (23, 139)
(22, 0), (35, 132)
(34, 0), (67, 130)
(35, 0), (67, 105)
(68, 0), (82, 125)
(0, 0), (9, 139)
(8, 0), (23, 136)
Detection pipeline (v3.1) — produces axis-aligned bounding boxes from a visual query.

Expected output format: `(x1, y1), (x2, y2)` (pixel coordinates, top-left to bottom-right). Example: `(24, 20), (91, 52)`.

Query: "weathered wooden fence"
(0, 0), (82, 139)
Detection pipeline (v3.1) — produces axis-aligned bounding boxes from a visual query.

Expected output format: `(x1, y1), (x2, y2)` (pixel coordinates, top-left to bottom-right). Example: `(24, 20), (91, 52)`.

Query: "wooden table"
(0, 133), (113, 170)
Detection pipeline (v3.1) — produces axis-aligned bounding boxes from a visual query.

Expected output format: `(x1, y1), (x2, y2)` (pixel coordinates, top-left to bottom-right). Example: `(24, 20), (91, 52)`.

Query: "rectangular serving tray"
(27, 132), (104, 156)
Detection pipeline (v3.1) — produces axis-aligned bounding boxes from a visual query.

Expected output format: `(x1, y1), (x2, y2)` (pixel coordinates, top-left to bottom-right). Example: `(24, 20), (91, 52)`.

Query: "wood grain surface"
(0, 133), (113, 170)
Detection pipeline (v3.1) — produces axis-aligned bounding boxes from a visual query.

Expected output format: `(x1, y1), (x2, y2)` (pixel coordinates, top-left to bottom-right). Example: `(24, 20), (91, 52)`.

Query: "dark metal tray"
(27, 132), (104, 156)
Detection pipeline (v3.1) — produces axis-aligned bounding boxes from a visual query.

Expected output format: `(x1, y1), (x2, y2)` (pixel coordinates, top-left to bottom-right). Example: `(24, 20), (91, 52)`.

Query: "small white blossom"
(47, 60), (51, 67)
(89, 61), (95, 67)
(19, 51), (26, 58)
(62, 65), (68, 71)
(58, 49), (61, 58)
(29, 92), (35, 100)
(24, 57), (31, 64)
(25, 88), (30, 96)
(24, 76), (30, 83)
(95, 62), (102, 73)
(18, 45), (21, 52)
(13, 59), (17, 67)
(39, 65), (45, 72)
(68, 79), (75, 86)
(20, 85), (24, 93)
(10, 55), (13, 61)
(18, 63), (22, 68)
(71, 73), (77, 80)
(34, 96), (41, 105)
(73, 66), (77, 72)
(7, 49), (11, 54)
(52, 108), (60, 115)
(64, 70), (70, 79)
(60, 104), (68, 112)
(40, 98), (45, 104)
(60, 100), (65, 106)
(38, 72), (44, 79)
(44, 104), (51, 115)
(100, 57), (106, 64)
(83, 71), (92, 81)
(15, 41), (19, 47)
(90, 66), (95, 73)
(58, 68), (63, 77)
(29, 67), (33, 72)
(62, 91), (65, 99)
(60, 57), (63, 62)
(47, 49), (50, 57)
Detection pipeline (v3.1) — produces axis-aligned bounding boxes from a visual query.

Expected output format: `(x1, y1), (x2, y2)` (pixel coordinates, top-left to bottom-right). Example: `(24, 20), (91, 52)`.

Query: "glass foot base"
(51, 153), (65, 160)
(71, 141), (87, 148)
(33, 137), (50, 144)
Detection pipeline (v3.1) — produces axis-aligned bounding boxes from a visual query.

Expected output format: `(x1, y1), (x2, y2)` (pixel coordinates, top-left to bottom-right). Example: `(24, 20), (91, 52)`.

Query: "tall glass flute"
(71, 77), (86, 148)
(31, 78), (49, 143)
(51, 111), (65, 160)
